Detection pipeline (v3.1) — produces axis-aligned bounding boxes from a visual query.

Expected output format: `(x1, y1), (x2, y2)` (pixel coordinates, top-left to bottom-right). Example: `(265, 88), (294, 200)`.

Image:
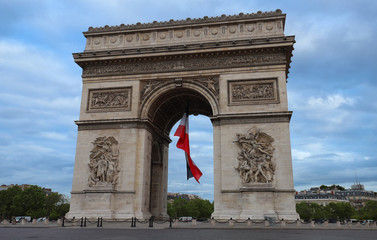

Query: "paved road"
(1, 228), (376, 240)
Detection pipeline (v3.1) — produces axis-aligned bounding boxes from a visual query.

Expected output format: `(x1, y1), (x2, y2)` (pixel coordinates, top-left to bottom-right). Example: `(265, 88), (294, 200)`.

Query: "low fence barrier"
(1, 217), (377, 229)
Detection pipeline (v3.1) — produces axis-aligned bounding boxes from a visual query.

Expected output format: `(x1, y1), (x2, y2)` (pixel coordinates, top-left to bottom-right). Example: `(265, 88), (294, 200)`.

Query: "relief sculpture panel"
(88, 136), (120, 187)
(88, 87), (131, 112)
(234, 127), (275, 183)
(228, 78), (279, 105)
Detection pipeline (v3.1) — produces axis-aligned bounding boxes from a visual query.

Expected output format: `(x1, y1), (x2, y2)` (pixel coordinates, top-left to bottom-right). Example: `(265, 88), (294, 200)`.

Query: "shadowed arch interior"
(147, 87), (213, 134)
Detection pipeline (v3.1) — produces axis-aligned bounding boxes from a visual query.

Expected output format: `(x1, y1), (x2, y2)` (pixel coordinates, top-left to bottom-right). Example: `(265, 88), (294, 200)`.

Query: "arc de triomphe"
(66, 9), (299, 220)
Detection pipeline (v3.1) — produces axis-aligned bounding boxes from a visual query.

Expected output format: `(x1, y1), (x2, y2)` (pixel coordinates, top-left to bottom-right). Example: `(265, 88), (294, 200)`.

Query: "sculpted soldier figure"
(235, 128), (275, 183)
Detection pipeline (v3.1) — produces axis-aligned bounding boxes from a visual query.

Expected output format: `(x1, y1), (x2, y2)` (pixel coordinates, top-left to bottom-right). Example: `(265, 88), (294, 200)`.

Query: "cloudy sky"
(1, 0), (376, 201)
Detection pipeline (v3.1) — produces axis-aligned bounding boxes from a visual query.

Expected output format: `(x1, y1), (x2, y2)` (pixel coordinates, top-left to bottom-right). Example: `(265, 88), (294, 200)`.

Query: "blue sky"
(0, 0), (376, 201)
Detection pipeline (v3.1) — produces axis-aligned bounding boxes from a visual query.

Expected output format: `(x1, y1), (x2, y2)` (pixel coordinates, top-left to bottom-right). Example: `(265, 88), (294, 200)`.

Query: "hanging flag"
(174, 112), (203, 183)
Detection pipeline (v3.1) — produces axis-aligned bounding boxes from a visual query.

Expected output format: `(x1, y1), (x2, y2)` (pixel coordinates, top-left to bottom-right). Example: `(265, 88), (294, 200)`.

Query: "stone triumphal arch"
(66, 9), (299, 220)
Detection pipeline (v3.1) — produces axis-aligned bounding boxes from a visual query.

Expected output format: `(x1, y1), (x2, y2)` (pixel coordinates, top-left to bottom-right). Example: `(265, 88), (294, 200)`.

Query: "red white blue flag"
(174, 112), (203, 183)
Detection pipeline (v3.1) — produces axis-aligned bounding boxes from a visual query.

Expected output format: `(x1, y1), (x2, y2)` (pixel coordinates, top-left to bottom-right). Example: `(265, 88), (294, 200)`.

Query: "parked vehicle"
(179, 216), (192, 222)
(15, 216), (31, 222)
(37, 217), (46, 222)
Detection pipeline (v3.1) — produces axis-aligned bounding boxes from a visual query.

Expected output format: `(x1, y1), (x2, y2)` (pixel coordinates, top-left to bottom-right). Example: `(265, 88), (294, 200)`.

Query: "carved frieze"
(87, 87), (131, 112)
(234, 127), (275, 184)
(82, 52), (286, 77)
(88, 136), (120, 187)
(228, 78), (279, 105)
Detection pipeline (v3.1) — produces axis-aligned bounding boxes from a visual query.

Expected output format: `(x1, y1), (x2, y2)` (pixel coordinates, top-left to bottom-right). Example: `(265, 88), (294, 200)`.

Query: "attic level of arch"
(74, 35), (294, 58)
(85, 10), (285, 33)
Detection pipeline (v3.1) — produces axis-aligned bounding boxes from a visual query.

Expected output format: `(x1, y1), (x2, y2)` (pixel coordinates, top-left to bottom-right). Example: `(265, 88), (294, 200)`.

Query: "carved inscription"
(88, 88), (131, 112)
(228, 79), (278, 105)
(82, 53), (286, 77)
(88, 136), (120, 187)
(234, 127), (275, 184)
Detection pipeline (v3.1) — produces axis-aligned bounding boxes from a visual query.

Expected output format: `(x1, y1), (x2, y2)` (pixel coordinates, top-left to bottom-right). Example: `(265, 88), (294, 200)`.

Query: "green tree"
(0, 186), (23, 219)
(167, 197), (214, 219)
(361, 201), (377, 220)
(22, 185), (46, 218)
(319, 185), (345, 191)
(0, 185), (70, 220)
(296, 202), (314, 221)
(325, 203), (353, 221)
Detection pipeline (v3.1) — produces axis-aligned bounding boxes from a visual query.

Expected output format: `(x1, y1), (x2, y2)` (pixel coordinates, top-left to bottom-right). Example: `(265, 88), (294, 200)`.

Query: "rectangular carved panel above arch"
(228, 78), (279, 106)
(87, 87), (132, 112)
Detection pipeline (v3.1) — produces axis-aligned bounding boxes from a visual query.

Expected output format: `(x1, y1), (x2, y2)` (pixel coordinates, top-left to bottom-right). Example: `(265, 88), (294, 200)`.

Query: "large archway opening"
(168, 115), (214, 207)
(144, 86), (216, 218)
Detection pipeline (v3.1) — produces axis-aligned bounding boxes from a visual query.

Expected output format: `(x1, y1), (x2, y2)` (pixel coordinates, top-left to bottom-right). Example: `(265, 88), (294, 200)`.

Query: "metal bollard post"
(100, 217), (103, 227)
(80, 217), (83, 227)
(169, 218), (172, 228)
(149, 216), (154, 228)
(247, 217), (252, 226)
(97, 217), (100, 227)
(62, 217), (65, 227)
(84, 217), (87, 227)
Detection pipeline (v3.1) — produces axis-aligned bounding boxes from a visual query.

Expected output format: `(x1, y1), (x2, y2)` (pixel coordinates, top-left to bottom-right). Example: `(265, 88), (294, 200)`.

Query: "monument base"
(211, 186), (299, 221)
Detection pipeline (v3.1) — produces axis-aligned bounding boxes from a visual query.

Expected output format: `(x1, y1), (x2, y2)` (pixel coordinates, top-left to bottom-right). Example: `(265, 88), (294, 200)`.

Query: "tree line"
(167, 197), (214, 220)
(296, 201), (377, 222)
(0, 185), (69, 220)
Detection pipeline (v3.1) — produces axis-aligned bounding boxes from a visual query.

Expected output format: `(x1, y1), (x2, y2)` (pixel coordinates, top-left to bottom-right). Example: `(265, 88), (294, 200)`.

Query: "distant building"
(167, 193), (199, 203)
(295, 182), (377, 209)
(0, 184), (52, 196)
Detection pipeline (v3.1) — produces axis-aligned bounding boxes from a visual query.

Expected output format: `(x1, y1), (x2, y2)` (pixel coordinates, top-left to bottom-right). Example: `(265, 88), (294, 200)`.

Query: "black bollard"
(149, 216), (154, 228)
(97, 217), (100, 227)
(84, 217), (87, 227)
(100, 217), (103, 227)
(169, 218), (172, 228)
(80, 217), (83, 227)
(62, 217), (65, 227)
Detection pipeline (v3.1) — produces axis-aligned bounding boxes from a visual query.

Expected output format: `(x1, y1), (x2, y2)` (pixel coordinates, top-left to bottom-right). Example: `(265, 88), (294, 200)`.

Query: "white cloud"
(41, 131), (68, 141)
(307, 94), (355, 110)
(292, 149), (311, 160)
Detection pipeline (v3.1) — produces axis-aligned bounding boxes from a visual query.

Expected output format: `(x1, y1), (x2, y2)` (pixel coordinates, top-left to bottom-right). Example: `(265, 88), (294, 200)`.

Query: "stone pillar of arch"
(66, 9), (299, 220)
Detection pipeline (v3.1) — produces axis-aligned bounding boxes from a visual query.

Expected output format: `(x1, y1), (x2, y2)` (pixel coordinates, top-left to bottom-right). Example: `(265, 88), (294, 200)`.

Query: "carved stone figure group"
(91, 92), (129, 109)
(232, 83), (273, 101)
(88, 136), (120, 187)
(234, 128), (275, 183)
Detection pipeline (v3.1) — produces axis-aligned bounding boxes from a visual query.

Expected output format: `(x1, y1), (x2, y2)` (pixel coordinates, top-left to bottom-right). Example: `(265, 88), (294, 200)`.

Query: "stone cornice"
(210, 111), (293, 126)
(75, 118), (172, 143)
(75, 43), (294, 78)
(222, 188), (295, 193)
(85, 10), (285, 34)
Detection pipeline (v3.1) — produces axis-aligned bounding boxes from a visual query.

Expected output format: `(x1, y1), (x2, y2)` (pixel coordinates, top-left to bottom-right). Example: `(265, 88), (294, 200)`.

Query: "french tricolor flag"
(174, 112), (203, 183)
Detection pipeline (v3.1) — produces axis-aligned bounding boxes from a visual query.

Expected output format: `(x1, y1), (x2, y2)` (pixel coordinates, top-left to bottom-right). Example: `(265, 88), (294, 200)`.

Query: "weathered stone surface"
(67, 10), (298, 221)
